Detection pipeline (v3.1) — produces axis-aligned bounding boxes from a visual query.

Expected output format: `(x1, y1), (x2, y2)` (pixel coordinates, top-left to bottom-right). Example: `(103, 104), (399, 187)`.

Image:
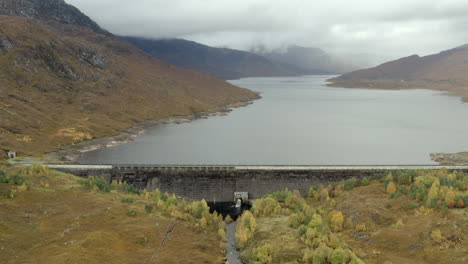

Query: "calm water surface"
(79, 76), (468, 165)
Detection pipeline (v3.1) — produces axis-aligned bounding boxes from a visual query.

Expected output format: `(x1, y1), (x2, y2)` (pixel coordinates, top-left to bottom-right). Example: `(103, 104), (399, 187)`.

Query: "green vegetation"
(239, 170), (468, 264)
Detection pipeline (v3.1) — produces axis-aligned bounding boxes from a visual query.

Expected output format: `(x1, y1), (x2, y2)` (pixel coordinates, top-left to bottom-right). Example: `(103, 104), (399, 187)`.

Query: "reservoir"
(78, 76), (468, 165)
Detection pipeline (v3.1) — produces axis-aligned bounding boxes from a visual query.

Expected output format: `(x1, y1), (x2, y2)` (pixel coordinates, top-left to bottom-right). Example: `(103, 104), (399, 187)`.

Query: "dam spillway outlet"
(208, 201), (252, 220)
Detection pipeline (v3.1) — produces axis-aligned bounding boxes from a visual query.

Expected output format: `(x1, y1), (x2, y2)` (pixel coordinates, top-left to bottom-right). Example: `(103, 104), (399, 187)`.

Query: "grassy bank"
(237, 169), (468, 264)
(0, 163), (226, 263)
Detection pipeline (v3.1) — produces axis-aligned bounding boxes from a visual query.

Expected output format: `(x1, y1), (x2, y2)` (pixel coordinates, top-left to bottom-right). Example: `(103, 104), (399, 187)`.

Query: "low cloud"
(68, 0), (468, 65)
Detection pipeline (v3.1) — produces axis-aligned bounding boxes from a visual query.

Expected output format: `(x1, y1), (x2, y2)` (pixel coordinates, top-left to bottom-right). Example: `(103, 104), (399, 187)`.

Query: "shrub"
(319, 188), (329, 204)
(361, 177), (369, 186)
(122, 183), (140, 194)
(396, 172), (413, 185)
(8, 174), (25, 185)
(266, 189), (292, 202)
(218, 223), (227, 241)
(330, 248), (350, 264)
(235, 211), (257, 249)
(344, 178), (357, 190)
(144, 204), (153, 213)
(80, 176), (111, 192)
(0, 175), (7, 183)
(444, 188), (456, 208)
(127, 210), (137, 217)
(426, 180), (440, 208)
(251, 245), (273, 264)
(405, 202), (418, 210)
(225, 215), (233, 224)
(329, 210), (344, 232)
(253, 197), (281, 217)
(355, 223), (366, 232)
(200, 217), (208, 229)
(121, 197), (134, 203)
(386, 182), (397, 194)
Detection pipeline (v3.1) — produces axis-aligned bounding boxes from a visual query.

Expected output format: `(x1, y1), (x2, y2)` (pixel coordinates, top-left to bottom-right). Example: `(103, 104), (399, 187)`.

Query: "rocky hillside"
(328, 45), (468, 100)
(0, 3), (258, 156)
(122, 37), (298, 80)
(0, 0), (106, 34)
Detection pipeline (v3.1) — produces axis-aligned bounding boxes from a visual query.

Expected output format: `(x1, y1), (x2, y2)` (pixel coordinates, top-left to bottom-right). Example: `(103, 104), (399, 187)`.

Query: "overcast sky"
(68, 0), (468, 65)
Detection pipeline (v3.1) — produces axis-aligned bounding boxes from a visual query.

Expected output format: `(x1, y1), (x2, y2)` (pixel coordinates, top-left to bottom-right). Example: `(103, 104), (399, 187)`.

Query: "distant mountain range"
(122, 37), (299, 80)
(328, 44), (468, 101)
(252, 45), (358, 75)
(0, 0), (258, 155)
(122, 37), (360, 80)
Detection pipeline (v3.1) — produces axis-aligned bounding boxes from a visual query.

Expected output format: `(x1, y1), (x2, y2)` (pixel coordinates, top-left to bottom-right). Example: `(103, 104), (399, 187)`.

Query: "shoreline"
(44, 98), (260, 164)
(325, 81), (468, 102)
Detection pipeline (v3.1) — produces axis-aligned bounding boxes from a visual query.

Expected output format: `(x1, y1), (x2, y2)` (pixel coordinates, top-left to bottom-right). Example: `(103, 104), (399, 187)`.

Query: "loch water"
(78, 75), (468, 165)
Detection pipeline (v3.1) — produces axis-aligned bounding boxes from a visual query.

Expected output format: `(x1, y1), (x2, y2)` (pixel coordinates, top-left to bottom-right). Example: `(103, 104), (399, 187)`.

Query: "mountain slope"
(122, 37), (298, 80)
(328, 45), (468, 100)
(0, 0), (107, 34)
(0, 11), (258, 156)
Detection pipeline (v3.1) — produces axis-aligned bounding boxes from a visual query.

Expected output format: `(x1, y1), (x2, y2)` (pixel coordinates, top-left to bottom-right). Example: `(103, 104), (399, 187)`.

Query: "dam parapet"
(47, 165), (468, 202)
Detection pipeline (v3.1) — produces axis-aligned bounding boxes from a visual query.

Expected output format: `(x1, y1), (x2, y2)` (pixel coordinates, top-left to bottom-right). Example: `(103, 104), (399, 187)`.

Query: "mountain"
(0, 1), (258, 156)
(0, 0), (107, 34)
(328, 44), (468, 100)
(122, 37), (298, 80)
(253, 45), (359, 74)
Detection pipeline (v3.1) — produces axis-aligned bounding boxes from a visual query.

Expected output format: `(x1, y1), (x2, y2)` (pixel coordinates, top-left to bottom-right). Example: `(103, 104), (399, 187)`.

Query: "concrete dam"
(47, 164), (468, 202)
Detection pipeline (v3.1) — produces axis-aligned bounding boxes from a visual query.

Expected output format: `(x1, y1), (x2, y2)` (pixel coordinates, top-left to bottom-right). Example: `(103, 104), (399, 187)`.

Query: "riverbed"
(78, 75), (468, 165)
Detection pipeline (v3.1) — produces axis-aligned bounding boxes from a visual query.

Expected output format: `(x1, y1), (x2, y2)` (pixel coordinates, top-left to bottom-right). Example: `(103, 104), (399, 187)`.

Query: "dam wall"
(48, 165), (468, 202)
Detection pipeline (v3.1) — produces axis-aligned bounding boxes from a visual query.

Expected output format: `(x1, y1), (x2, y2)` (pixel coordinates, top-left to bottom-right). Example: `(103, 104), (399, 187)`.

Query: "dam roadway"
(46, 165), (468, 202)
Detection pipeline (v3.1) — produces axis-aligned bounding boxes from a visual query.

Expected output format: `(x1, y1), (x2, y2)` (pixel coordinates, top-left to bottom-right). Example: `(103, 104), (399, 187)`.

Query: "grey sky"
(67, 0), (468, 64)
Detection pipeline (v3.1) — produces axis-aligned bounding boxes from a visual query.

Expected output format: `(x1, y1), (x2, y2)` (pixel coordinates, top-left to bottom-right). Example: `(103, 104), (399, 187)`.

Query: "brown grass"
(0, 166), (224, 264)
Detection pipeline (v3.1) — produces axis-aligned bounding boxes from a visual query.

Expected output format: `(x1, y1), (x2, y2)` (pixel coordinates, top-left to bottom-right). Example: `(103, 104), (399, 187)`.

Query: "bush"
(361, 177), (369, 186)
(145, 204), (153, 213)
(386, 182), (397, 194)
(330, 248), (350, 264)
(235, 211), (257, 249)
(405, 202), (418, 210)
(122, 183), (140, 194)
(344, 178), (357, 190)
(251, 245), (273, 264)
(121, 197), (134, 203)
(127, 210), (137, 217)
(329, 210), (344, 232)
(80, 176), (111, 192)
(8, 174), (25, 185)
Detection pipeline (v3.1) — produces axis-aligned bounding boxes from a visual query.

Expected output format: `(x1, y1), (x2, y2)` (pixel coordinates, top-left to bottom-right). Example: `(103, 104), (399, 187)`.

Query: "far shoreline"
(43, 97), (261, 164)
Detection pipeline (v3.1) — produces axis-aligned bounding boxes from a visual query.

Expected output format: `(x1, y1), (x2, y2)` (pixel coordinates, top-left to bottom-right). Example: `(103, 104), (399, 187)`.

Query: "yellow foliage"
(328, 233), (340, 249)
(386, 182), (397, 194)
(329, 210), (344, 232)
(430, 229), (444, 244)
(200, 217), (208, 229)
(444, 188), (456, 208)
(355, 223), (366, 232)
(320, 188), (329, 203)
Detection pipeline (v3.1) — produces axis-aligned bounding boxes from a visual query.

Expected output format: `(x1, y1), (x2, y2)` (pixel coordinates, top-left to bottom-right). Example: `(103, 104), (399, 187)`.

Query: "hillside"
(0, 163), (226, 263)
(122, 37), (298, 80)
(328, 45), (468, 100)
(237, 170), (467, 264)
(0, 3), (258, 156)
(253, 45), (358, 75)
(0, 0), (107, 34)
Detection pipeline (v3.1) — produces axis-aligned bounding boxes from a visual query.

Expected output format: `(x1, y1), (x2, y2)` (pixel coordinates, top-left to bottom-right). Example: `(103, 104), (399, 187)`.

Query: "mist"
(68, 0), (468, 66)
